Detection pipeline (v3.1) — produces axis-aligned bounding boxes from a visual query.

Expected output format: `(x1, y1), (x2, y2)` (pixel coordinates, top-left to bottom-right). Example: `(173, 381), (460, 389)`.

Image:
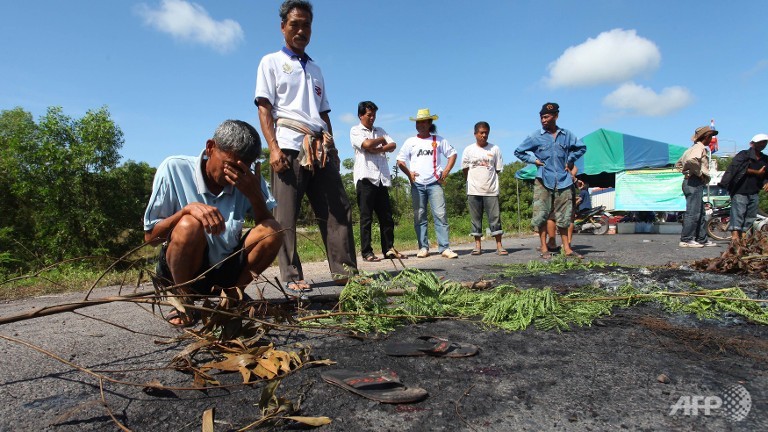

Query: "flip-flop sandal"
(565, 252), (584, 259)
(363, 254), (382, 262)
(285, 280), (312, 293)
(384, 336), (479, 357)
(165, 308), (199, 328)
(470, 249), (482, 255)
(539, 252), (552, 260)
(497, 249), (509, 256)
(320, 369), (428, 404)
(385, 250), (408, 259)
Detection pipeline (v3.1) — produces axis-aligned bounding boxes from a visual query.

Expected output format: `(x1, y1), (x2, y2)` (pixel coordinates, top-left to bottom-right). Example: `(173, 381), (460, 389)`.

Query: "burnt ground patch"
(278, 304), (766, 431)
(1, 237), (766, 431)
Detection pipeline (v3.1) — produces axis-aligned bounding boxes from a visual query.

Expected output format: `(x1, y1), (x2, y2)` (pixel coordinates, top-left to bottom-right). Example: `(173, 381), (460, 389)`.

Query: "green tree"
(341, 158), (358, 224)
(0, 108), (37, 256)
(0, 106), (152, 272)
(389, 175), (412, 224)
(443, 171), (467, 217)
(499, 161), (533, 232)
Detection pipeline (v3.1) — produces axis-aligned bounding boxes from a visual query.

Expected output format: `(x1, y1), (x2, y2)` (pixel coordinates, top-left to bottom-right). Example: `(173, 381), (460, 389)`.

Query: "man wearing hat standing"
(675, 126), (719, 247)
(514, 103), (586, 259)
(254, 0), (357, 292)
(396, 108), (459, 259)
(718, 133), (768, 244)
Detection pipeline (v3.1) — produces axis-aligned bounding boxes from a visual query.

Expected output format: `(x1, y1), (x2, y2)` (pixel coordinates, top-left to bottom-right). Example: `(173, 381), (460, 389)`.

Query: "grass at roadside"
(0, 264), (147, 301)
(297, 216), (479, 261)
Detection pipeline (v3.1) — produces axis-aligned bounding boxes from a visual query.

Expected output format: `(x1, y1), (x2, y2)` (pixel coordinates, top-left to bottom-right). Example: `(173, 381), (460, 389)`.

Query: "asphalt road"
(0, 232), (738, 431)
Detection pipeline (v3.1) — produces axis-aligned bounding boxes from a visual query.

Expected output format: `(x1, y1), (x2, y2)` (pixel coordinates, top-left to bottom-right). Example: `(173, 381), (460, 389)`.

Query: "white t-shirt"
(396, 134), (457, 185)
(350, 123), (393, 187)
(254, 49), (330, 151)
(461, 143), (503, 196)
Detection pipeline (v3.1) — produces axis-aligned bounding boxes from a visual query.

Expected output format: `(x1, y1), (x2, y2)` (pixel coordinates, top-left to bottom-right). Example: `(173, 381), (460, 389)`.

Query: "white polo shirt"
(461, 142), (503, 196)
(254, 48), (331, 152)
(396, 134), (457, 186)
(350, 123), (393, 187)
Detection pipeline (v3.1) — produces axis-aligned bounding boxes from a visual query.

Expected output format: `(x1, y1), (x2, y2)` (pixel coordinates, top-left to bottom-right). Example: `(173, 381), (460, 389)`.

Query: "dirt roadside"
(0, 233), (765, 431)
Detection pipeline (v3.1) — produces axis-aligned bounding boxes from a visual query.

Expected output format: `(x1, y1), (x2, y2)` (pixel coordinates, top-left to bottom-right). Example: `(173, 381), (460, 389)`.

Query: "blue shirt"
(143, 151), (277, 267)
(578, 189), (592, 211)
(514, 127), (586, 190)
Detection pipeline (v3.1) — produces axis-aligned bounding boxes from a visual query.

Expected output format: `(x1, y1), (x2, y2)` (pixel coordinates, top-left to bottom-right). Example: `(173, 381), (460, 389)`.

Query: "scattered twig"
(454, 383), (478, 432)
(99, 377), (133, 432)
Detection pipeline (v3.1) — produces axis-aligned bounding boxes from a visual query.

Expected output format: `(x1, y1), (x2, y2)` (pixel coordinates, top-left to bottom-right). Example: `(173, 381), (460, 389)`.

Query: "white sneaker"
(416, 248), (429, 258)
(679, 240), (704, 248)
(441, 248), (458, 259)
(700, 240), (718, 247)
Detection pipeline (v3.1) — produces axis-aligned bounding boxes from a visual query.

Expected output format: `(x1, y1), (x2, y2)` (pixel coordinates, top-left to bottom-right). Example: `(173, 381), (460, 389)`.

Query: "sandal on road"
(165, 308), (199, 328)
(363, 254), (382, 262)
(470, 248), (482, 256)
(564, 252), (584, 259)
(285, 280), (312, 293)
(385, 249), (408, 259)
(384, 336), (479, 357)
(497, 249), (509, 256)
(539, 252), (552, 260)
(321, 369), (428, 404)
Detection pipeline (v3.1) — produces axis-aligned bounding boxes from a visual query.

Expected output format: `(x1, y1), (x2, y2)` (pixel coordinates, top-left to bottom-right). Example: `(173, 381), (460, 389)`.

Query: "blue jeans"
(681, 177), (707, 243)
(468, 195), (503, 237)
(728, 193), (759, 232)
(411, 182), (450, 252)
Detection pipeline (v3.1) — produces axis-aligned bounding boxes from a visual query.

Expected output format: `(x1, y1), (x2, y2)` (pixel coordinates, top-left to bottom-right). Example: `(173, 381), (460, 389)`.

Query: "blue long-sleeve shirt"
(514, 127), (586, 190)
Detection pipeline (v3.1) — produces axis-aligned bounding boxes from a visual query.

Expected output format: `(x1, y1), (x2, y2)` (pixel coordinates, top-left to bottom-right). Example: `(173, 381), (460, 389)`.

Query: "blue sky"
(2, 0), (767, 168)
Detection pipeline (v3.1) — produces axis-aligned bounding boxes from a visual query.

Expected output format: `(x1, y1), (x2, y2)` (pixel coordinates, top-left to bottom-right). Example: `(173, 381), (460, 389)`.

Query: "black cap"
(540, 102), (559, 115)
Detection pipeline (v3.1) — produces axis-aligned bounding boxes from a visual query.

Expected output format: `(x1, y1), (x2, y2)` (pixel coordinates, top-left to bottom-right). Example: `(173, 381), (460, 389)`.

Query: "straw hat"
(691, 126), (718, 142)
(409, 108), (439, 121)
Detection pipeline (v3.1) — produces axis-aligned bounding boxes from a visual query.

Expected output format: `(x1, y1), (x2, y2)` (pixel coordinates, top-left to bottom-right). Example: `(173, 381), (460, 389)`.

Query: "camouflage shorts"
(532, 179), (574, 229)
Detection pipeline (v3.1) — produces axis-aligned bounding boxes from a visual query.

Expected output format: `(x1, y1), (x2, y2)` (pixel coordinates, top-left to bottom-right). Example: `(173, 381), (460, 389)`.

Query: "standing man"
(254, 0), (357, 292)
(461, 121), (506, 256)
(144, 120), (282, 327)
(719, 134), (768, 244)
(396, 108), (458, 259)
(675, 126), (718, 248)
(514, 103), (587, 259)
(350, 101), (403, 261)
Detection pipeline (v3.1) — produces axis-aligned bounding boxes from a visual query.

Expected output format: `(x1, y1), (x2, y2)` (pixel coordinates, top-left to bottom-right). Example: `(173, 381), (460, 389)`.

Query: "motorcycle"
(706, 200), (768, 240)
(573, 205), (611, 235)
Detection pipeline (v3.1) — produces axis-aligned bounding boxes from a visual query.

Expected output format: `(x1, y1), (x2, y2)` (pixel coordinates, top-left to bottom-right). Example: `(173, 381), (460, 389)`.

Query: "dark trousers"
(356, 179), (395, 257)
(681, 176), (707, 243)
(271, 150), (357, 282)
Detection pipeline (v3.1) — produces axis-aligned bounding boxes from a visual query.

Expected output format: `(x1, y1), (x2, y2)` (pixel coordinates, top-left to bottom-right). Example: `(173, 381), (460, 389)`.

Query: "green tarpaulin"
(515, 128), (688, 185)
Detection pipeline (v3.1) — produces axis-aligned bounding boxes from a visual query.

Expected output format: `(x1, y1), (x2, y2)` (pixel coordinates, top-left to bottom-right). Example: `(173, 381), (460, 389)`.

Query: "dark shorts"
(156, 229), (250, 294)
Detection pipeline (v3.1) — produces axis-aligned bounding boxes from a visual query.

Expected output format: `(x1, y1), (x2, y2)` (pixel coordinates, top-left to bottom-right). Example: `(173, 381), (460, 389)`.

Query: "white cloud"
(742, 59), (768, 79)
(136, 0), (243, 53)
(339, 113), (357, 125)
(602, 82), (693, 117)
(545, 29), (661, 88)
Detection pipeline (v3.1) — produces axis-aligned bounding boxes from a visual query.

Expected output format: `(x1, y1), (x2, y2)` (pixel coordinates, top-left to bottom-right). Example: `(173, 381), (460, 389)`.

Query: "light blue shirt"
(143, 151), (276, 267)
(514, 127), (586, 190)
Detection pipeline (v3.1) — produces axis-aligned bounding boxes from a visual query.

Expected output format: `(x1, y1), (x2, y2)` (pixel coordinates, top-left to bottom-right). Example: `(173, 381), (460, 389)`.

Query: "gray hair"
(279, 0), (313, 22)
(212, 120), (261, 162)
